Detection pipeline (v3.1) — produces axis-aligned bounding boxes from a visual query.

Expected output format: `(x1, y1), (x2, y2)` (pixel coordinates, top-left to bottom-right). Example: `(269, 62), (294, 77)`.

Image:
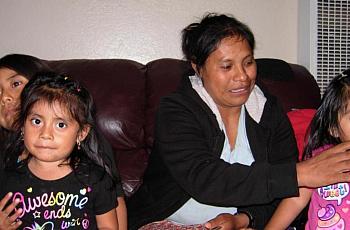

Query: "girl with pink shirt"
(266, 68), (350, 230)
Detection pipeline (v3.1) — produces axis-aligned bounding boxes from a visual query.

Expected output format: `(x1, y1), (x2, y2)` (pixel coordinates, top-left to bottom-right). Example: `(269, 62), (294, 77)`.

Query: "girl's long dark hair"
(303, 68), (350, 159)
(4, 72), (116, 185)
(0, 54), (51, 167)
(0, 54), (51, 80)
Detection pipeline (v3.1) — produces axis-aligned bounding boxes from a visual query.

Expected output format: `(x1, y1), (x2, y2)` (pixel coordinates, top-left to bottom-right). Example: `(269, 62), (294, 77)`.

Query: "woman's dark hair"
(0, 54), (51, 80)
(4, 72), (115, 183)
(182, 13), (255, 71)
(303, 68), (350, 159)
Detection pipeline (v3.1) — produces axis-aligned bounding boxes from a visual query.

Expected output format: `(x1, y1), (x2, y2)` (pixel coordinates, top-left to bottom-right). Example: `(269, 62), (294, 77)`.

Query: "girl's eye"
(12, 81), (22, 88)
(221, 64), (232, 70)
(31, 118), (41, 126)
(57, 122), (67, 129)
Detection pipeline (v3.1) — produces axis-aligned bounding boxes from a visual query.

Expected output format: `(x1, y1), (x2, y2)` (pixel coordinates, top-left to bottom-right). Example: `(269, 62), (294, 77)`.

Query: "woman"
(0, 54), (127, 230)
(127, 13), (350, 230)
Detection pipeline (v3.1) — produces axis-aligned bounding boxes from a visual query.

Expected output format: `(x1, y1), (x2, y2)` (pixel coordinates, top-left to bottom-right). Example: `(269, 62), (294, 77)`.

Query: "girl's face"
(24, 100), (89, 166)
(196, 36), (257, 112)
(0, 67), (29, 130)
(337, 102), (350, 142)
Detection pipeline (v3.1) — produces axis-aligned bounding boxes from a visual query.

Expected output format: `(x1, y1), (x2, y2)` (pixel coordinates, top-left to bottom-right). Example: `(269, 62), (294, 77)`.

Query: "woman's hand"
(204, 213), (250, 230)
(297, 142), (350, 188)
(0, 193), (22, 230)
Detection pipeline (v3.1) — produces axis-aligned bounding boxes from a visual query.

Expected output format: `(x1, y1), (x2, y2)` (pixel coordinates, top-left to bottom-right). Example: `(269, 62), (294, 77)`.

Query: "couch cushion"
(49, 59), (148, 197)
(287, 109), (316, 161)
(145, 58), (194, 151)
(256, 59), (321, 112)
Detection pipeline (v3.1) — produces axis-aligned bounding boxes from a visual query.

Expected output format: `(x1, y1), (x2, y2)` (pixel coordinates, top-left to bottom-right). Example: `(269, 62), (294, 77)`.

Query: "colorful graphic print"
(316, 204), (345, 229)
(314, 183), (349, 230)
(13, 186), (92, 229)
(318, 183), (349, 205)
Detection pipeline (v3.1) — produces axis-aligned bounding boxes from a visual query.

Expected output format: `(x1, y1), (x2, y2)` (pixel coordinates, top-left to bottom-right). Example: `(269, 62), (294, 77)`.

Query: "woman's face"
(0, 67), (29, 130)
(198, 37), (257, 112)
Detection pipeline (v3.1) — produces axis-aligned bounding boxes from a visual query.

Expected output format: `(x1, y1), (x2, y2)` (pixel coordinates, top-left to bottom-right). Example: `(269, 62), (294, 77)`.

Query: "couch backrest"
(47, 58), (321, 197)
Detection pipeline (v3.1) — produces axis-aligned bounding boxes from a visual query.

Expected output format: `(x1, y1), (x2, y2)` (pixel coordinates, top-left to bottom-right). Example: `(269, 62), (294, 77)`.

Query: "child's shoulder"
(76, 158), (112, 185)
(1, 163), (28, 176)
(0, 165), (28, 194)
(312, 144), (334, 156)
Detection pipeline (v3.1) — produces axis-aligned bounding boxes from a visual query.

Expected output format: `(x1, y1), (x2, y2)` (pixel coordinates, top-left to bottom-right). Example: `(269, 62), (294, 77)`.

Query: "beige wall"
(0, 0), (298, 64)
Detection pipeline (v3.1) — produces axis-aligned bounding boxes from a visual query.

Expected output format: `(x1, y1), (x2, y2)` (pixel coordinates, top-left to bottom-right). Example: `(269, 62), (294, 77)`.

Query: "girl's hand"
(204, 213), (250, 230)
(0, 193), (22, 230)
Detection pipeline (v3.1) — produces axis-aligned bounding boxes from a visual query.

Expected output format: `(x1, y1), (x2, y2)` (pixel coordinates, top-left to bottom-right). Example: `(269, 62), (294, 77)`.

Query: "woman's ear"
(191, 62), (200, 76)
(77, 125), (91, 142)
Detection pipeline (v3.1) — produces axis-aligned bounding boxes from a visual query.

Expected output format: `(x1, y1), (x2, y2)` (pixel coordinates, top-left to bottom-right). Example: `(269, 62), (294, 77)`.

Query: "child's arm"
(265, 187), (312, 230)
(116, 197), (127, 230)
(96, 209), (119, 230)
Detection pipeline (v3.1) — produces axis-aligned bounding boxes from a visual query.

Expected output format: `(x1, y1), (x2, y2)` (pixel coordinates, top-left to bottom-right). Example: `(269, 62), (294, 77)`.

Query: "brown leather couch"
(48, 58), (321, 198)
